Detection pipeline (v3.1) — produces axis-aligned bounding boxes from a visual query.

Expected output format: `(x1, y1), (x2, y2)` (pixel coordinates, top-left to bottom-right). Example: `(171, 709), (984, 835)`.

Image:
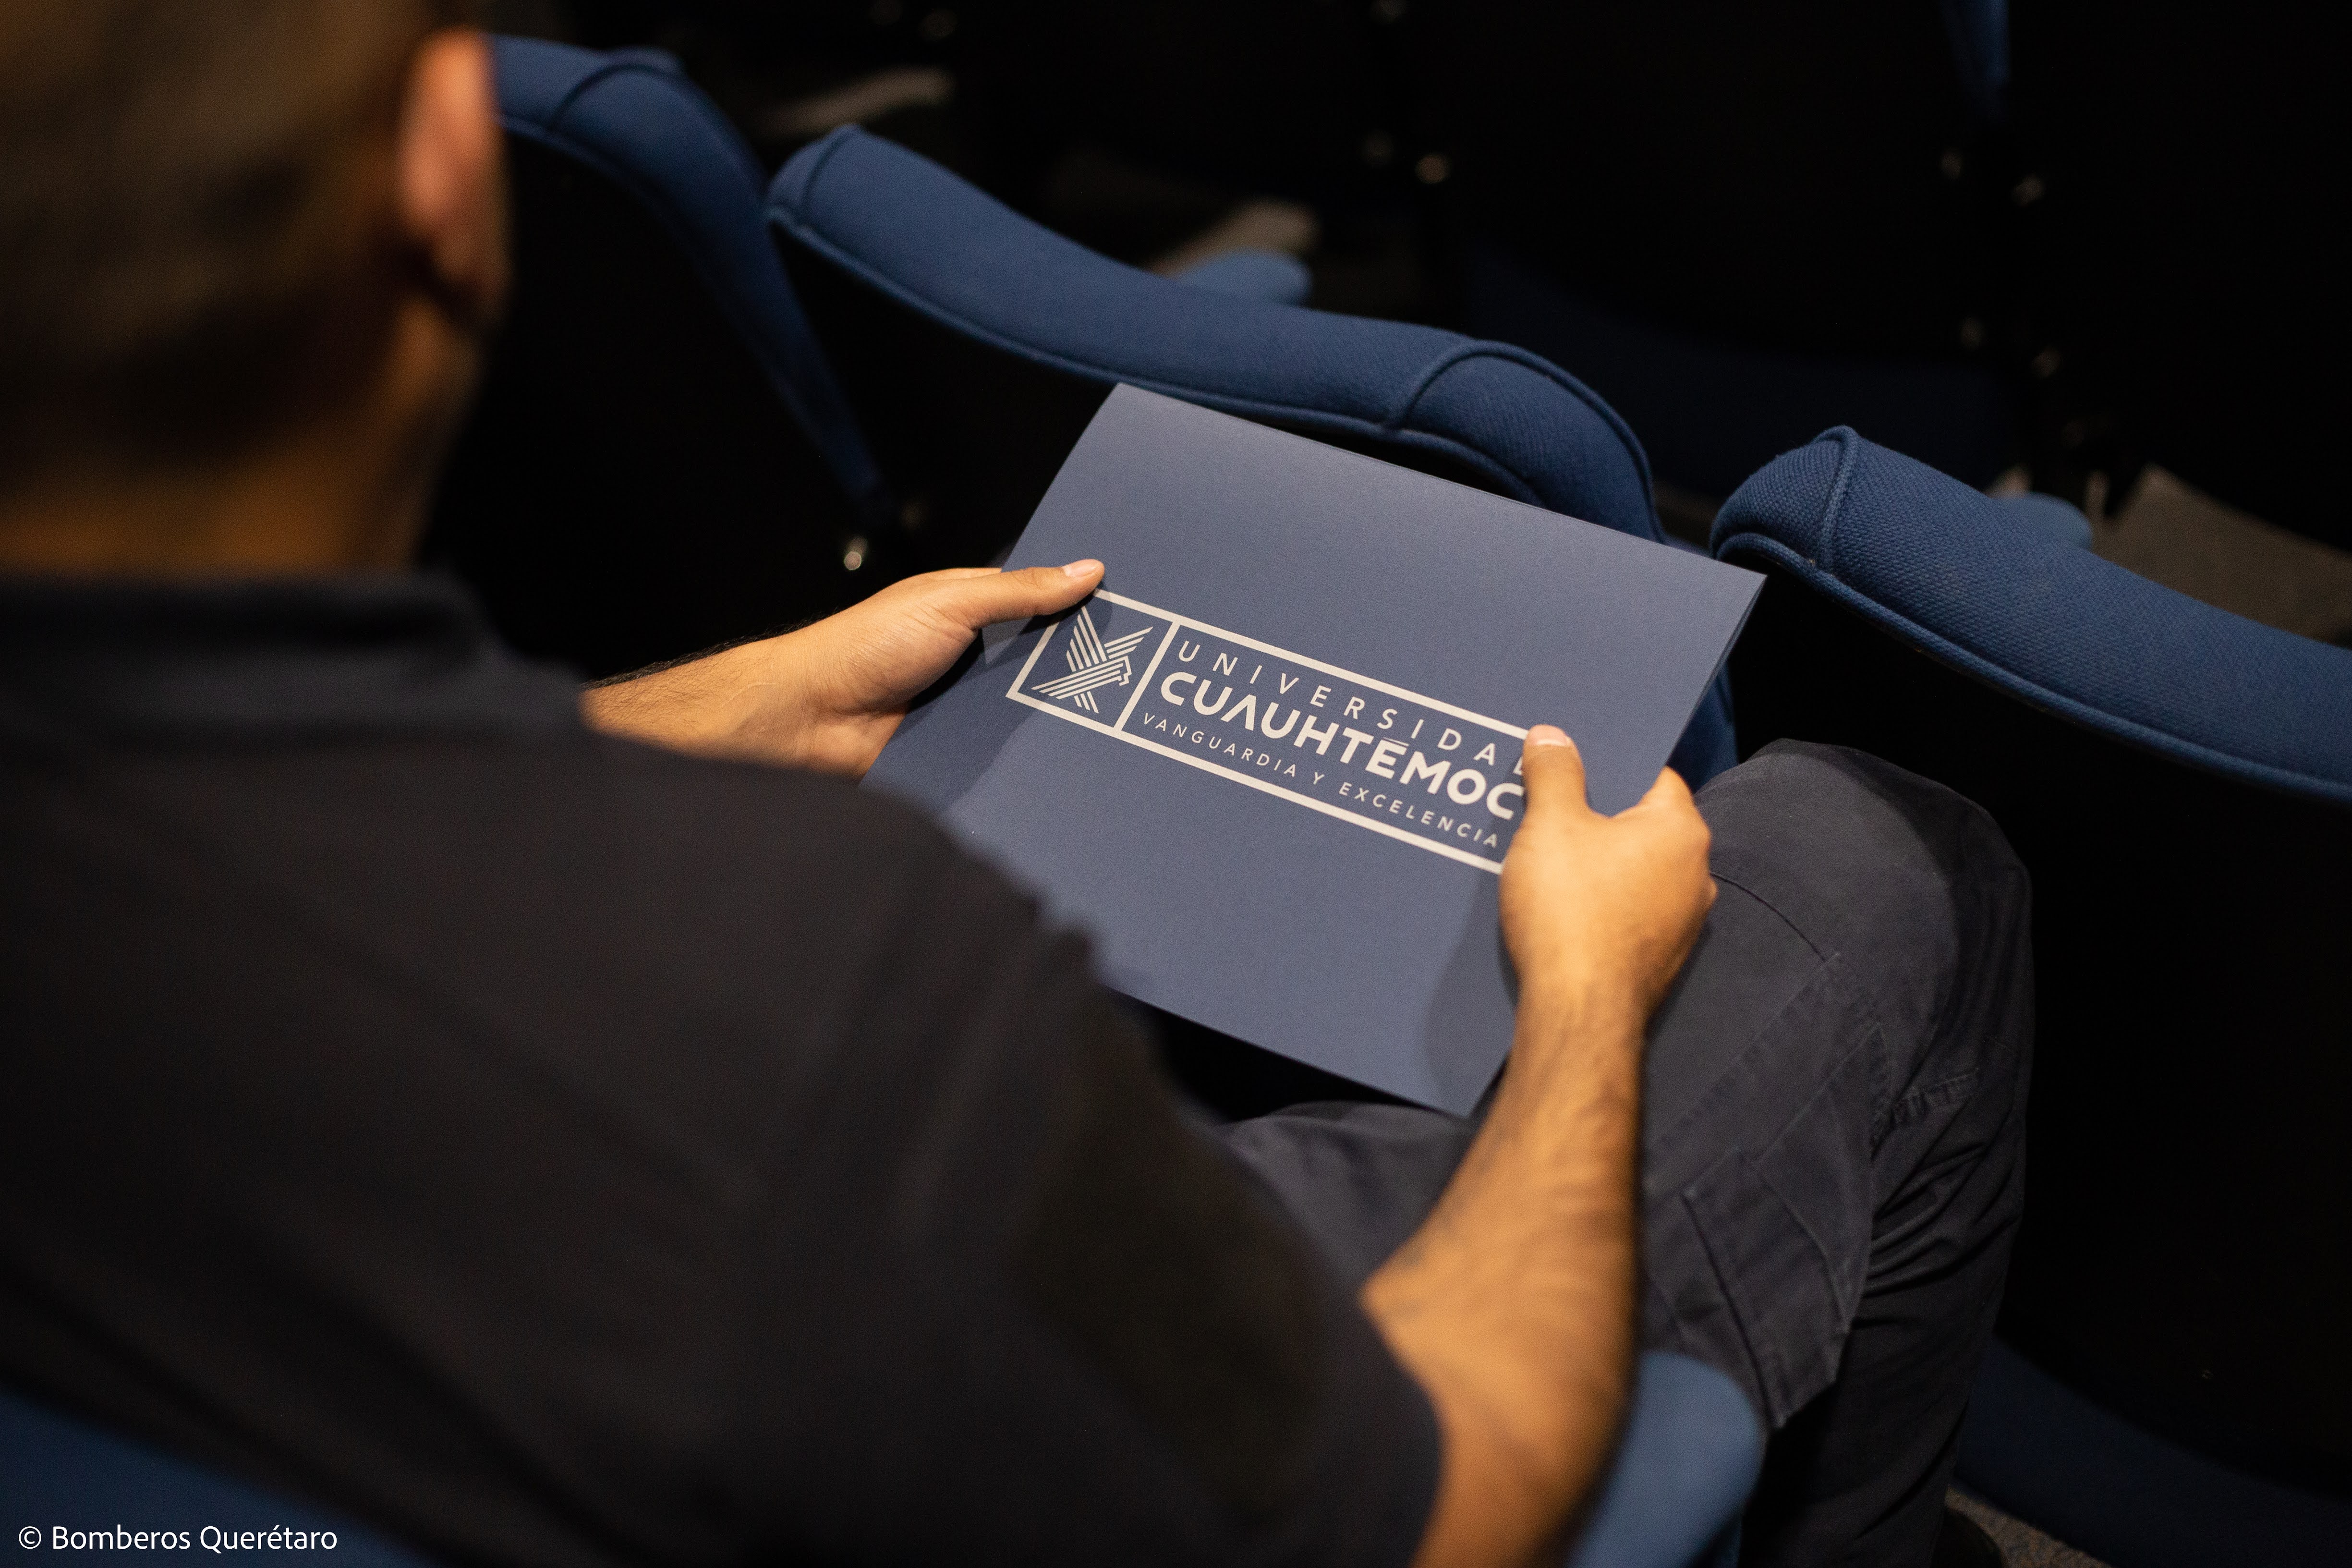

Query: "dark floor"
(2089, 466), (2352, 645)
(1952, 1489), (2111, 1568)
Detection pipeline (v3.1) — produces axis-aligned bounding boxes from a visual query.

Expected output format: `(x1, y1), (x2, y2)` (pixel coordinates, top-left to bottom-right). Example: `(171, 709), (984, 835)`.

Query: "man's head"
(0, 0), (501, 574)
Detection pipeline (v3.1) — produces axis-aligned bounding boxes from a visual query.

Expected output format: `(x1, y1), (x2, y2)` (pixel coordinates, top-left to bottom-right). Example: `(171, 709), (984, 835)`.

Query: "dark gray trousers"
(1219, 741), (2035, 1568)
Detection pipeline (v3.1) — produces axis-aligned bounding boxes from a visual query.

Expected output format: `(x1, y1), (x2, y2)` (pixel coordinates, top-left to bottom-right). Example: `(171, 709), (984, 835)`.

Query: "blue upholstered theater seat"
(427, 38), (893, 678)
(765, 125), (1736, 787)
(1564, 1354), (1759, 1568)
(1714, 428), (2352, 1565)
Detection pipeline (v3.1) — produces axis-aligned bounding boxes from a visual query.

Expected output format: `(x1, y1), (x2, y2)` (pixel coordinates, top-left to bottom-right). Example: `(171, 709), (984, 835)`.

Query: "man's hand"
(1501, 727), (1717, 1031)
(580, 560), (1104, 774)
(1366, 727), (1713, 1568)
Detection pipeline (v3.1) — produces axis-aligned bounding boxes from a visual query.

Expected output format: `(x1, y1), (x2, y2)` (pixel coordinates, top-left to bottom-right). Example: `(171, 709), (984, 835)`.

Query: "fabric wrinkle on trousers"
(1217, 741), (2035, 1568)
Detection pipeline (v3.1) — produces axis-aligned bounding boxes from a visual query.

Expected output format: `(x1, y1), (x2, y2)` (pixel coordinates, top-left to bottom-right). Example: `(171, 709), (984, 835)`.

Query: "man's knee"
(1642, 743), (2033, 1445)
(1697, 741), (2025, 920)
(1694, 741), (2031, 1080)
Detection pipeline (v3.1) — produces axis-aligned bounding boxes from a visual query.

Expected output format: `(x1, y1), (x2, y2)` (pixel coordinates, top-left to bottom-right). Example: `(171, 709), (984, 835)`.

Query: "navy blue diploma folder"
(866, 387), (1760, 1114)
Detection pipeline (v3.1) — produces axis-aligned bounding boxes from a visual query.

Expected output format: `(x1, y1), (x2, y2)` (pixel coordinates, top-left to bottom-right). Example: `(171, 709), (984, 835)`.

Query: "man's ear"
(395, 29), (506, 330)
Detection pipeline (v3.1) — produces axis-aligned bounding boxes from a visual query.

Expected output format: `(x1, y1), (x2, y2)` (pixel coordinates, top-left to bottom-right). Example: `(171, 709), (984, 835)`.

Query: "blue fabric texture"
(1174, 248), (1314, 306)
(489, 37), (890, 527)
(0, 1388), (436, 1568)
(1713, 429), (2352, 803)
(1565, 1353), (1762, 1568)
(1998, 492), (2094, 550)
(769, 127), (1739, 782)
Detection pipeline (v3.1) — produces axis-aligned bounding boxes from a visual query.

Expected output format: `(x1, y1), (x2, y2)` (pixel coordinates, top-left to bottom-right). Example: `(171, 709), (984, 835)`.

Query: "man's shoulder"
(9, 722), (1078, 1169)
(194, 724), (985, 904)
(578, 731), (966, 877)
(378, 727), (1033, 953)
(59, 725), (1058, 1070)
(573, 732), (1050, 956)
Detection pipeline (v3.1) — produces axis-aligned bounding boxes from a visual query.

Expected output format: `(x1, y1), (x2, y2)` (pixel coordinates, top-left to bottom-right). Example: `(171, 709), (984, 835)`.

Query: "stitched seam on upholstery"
(542, 58), (634, 127)
(1382, 340), (1484, 429)
(782, 121), (856, 201)
(1714, 534), (2352, 803)
(1810, 428), (1862, 573)
(1395, 344), (1658, 518)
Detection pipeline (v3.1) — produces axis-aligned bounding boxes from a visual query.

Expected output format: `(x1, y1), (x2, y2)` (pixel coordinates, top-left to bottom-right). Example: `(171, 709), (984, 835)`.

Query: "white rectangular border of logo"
(1006, 590), (1526, 875)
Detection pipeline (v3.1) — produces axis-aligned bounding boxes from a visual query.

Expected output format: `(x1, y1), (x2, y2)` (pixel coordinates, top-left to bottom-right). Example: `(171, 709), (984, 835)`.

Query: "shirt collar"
(0, 572), (584, 741)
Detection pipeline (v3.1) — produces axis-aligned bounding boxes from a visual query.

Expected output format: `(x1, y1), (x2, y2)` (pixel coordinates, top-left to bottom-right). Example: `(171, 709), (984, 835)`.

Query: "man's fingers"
(1627, 766), (1697, 819)
(922, 560), (1104, 631)
(1625, 768), (1714, 901)
(1623, 768), (1709, 853)
(1517, 726), (1594, 824)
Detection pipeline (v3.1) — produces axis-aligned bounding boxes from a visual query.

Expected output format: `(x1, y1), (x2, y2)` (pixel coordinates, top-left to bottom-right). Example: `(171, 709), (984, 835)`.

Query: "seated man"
(0, 5), (2028, 1566)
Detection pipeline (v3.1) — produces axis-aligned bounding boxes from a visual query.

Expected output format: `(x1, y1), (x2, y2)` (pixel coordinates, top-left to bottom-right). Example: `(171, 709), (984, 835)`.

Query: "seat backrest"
(425, 39), (892, 680)
(765, 126), (1736, 784)
(1713, 429), (2352, 1486)
(0, 1387), (436, 1568)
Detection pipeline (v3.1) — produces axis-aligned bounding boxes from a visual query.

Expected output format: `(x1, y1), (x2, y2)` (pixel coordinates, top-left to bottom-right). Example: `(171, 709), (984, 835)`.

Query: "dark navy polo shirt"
(0, 574), (1437, 1568)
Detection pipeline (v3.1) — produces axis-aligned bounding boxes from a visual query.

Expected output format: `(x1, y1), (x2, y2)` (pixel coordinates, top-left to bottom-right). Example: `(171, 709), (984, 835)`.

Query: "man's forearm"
(577, 563), (1105, 775)
(579, 637), (807, 762)
(1362, 979), (1645, 1568)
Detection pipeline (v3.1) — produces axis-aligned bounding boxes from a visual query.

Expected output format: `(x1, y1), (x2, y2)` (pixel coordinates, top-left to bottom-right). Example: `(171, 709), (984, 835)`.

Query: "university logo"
(1007, 590), (1528, 875)
(1029, 605), (1156, 714)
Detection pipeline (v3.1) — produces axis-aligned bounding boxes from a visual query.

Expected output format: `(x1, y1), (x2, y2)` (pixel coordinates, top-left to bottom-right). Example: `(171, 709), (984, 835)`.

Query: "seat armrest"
(1173, 248), (1313, 306)
(1565, 1351), (1763, 1568)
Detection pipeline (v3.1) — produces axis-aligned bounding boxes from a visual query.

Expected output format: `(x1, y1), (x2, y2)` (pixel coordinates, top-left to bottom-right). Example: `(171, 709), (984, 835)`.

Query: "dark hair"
(0, 0), (477, 488)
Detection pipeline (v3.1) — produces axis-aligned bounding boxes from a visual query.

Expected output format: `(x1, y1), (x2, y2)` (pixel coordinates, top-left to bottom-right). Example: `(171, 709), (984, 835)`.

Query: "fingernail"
(1063, 559), (1103, 579)
(1525, 726), (1575, 751)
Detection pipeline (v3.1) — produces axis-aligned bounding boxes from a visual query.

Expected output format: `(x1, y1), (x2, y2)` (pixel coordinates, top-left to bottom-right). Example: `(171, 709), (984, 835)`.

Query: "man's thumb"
(1518, 726), (1591, 820)
(935, 560), (1103, 630)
